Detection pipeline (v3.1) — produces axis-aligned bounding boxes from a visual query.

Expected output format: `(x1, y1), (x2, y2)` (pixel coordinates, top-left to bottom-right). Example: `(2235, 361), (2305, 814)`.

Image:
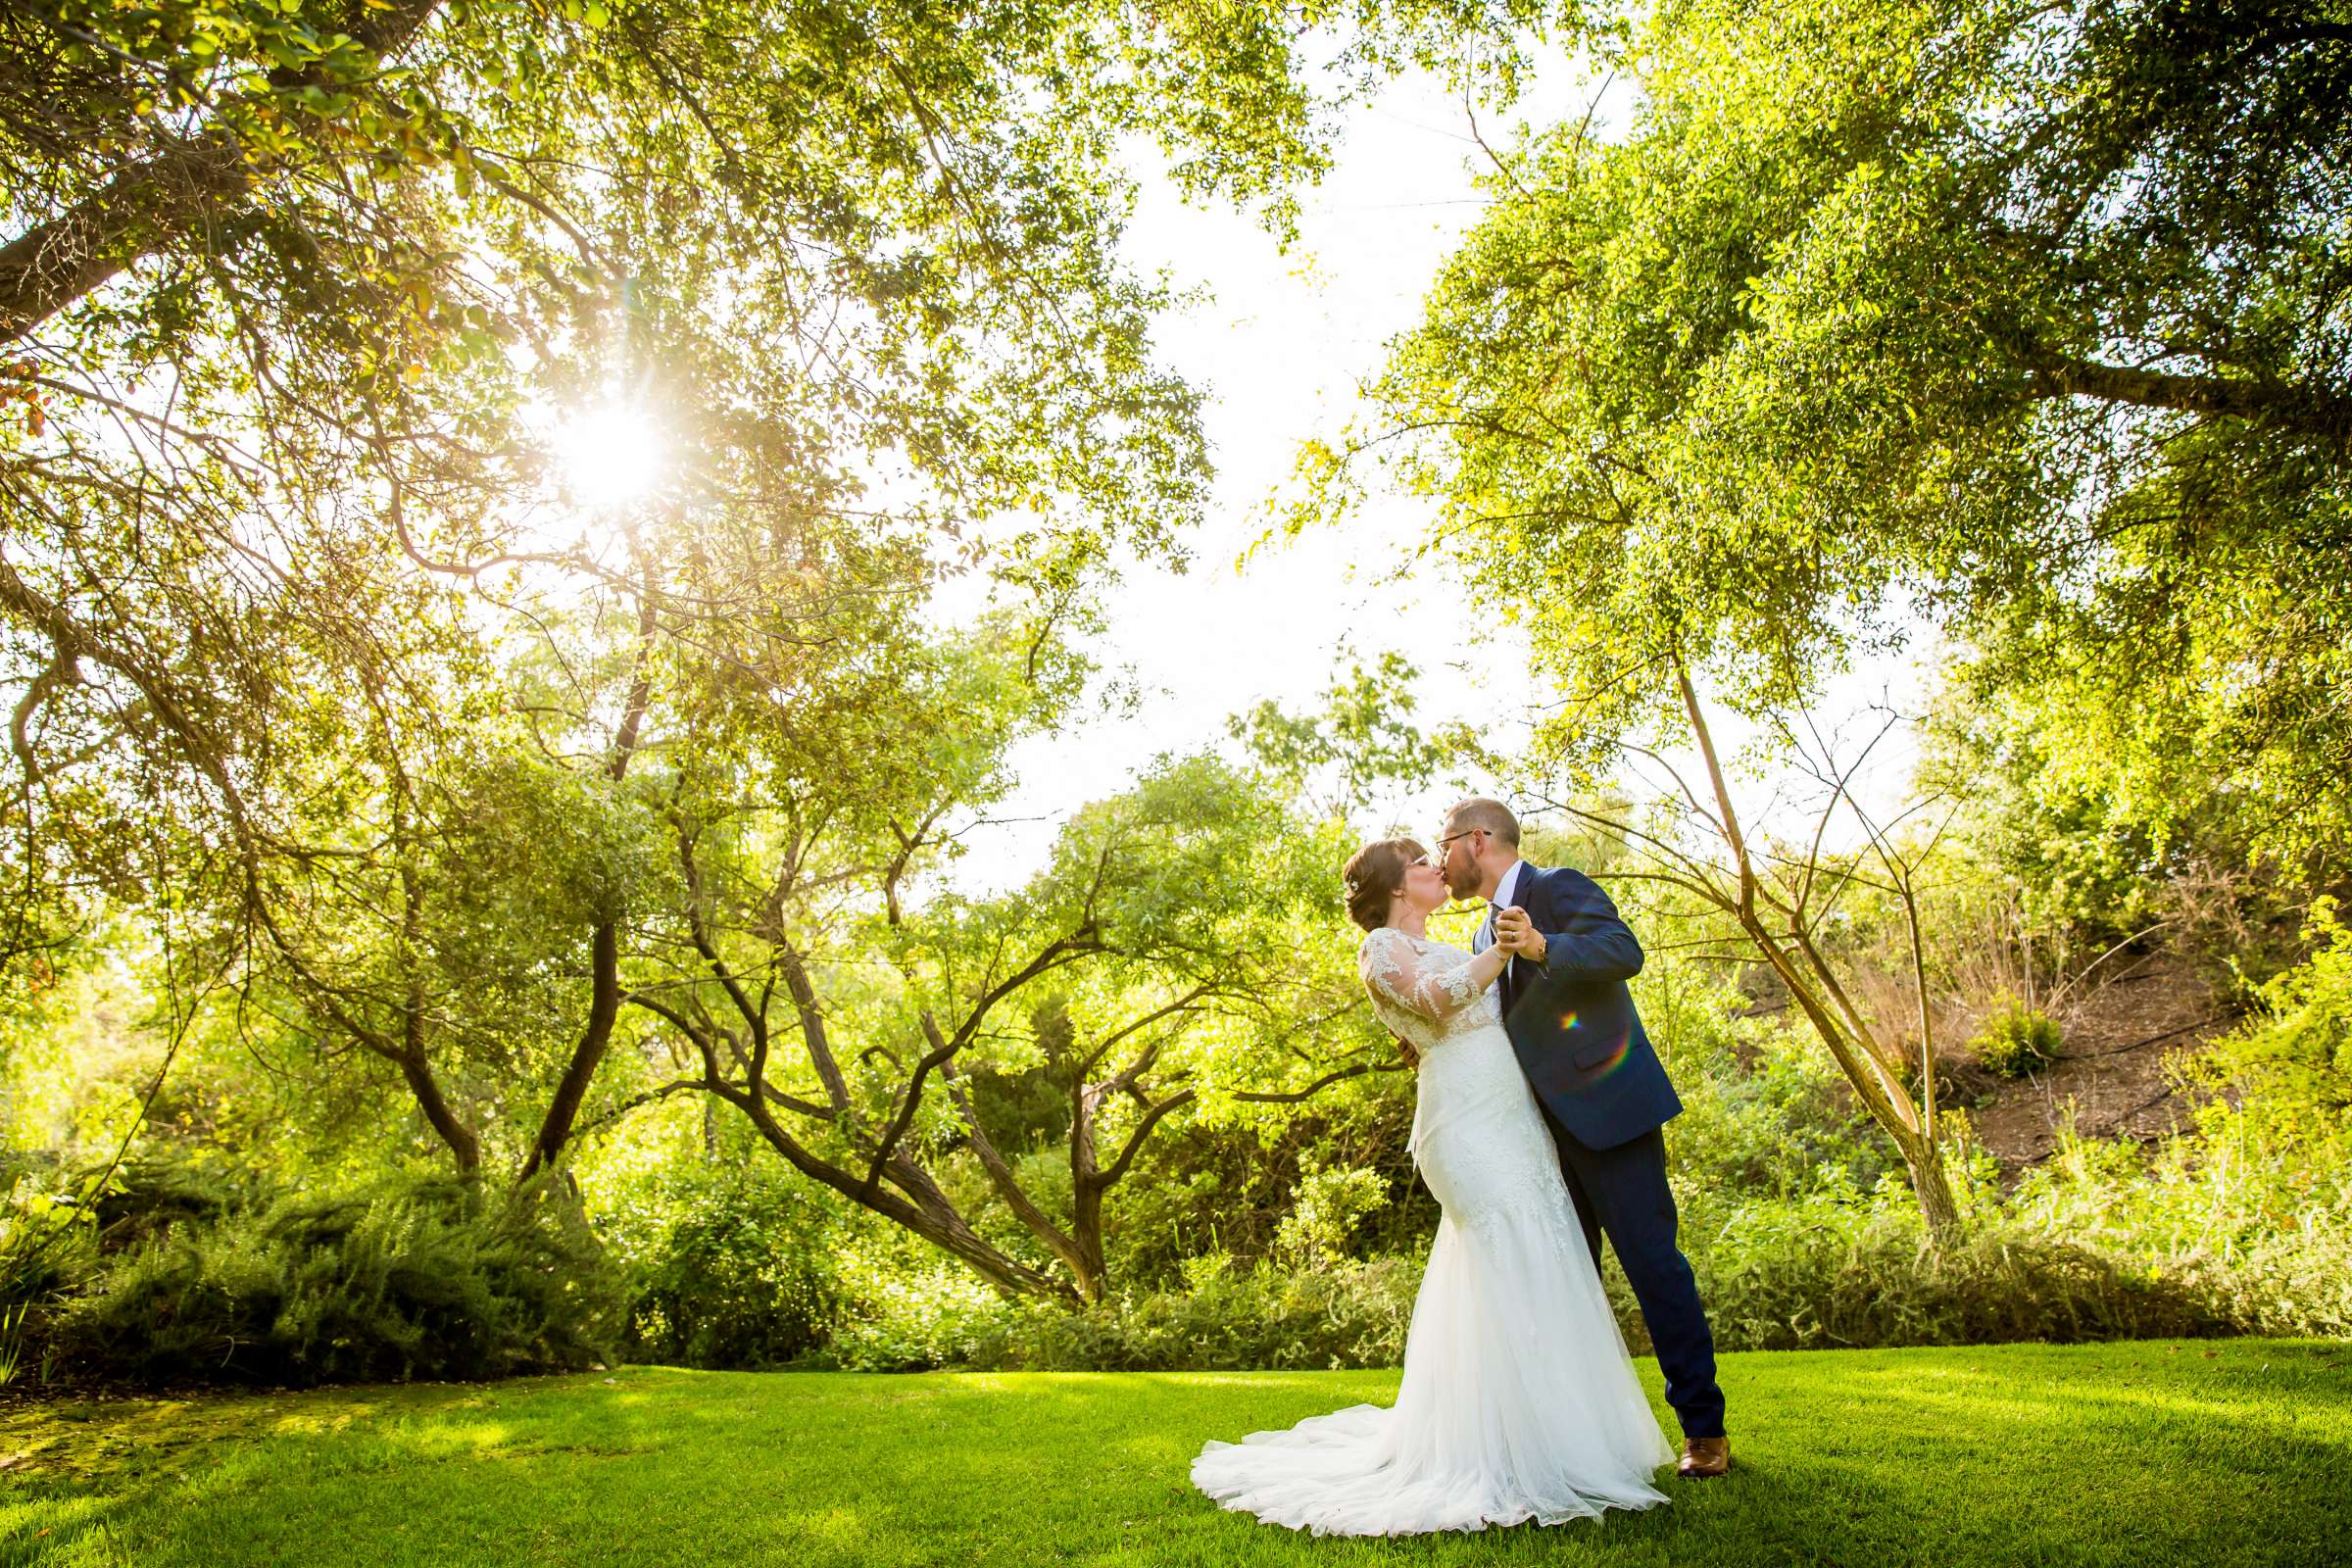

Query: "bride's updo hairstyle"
(1343, 838), (1427, 932)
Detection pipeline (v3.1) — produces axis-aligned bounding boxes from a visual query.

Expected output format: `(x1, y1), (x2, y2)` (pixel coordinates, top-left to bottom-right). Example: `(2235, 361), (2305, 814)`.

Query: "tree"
(2, 0), (1555, 1169)
(1508, 664), (1970, 1240)
(1280, 0), (2352, 1236)
(1226, 651), (1457, 818)
(1307, 0), (2351, 867)
(619, 612), (1396, 1302)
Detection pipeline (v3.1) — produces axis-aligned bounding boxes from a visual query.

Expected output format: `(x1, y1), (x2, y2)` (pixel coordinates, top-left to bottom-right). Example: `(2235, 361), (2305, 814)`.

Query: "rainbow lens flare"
(1586, 1034), (1634, 1078)
(1560, 1009), (1634, 1079)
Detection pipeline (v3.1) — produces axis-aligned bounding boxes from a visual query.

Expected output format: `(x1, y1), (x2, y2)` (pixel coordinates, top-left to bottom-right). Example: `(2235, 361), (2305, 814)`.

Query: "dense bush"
(1, 1155), (104, 1307)
(2199, 899), (2352, 1129)
(3, 1153), (120, 1383)
(47, 1176), (620, 1386)
(1678, 1209), (2229, 1352)
(1969, 1000), (2062, 1079)
(94, 1157), (235, 1251)
(964, 1255), (1420, 1372)
(892, 1199), (2327, 1371)
(1094, 1087), (1432, 1294)
(598, 1155), (1023, 1374)
(1648, 984), (1896, 1203)
(621, 1176), (845, 1370)
(825, 1261), (1016, 1371)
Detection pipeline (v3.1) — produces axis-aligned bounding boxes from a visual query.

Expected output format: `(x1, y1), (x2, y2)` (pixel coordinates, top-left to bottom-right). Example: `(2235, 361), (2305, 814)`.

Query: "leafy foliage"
(2197, 898), (2352, 1130)
(1673, 1208), (2231, 1352)
(1324, 0), (2352, 873)
(1968, 999), (2062, 1079)
(50, 1176), (620, 1386)
(967, 1254), (1420, 1372)
(619, 1172), (844, 1370)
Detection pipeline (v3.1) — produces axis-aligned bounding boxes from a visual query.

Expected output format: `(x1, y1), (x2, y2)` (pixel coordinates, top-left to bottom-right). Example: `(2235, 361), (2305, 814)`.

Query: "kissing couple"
(1193, 797), (1728, 1537)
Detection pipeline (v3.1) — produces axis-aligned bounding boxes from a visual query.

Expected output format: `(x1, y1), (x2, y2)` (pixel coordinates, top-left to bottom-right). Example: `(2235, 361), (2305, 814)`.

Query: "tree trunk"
(520, 919), (621, 1182)
(390, 787), (479, 1176)
(1676, 653), (1965, 1247)
(399, 1050), (481, 1174)
(1893, 1128), (1963, 1243)
(1066, 1084), (1110, 1305)
(515, 563), (655, 1183)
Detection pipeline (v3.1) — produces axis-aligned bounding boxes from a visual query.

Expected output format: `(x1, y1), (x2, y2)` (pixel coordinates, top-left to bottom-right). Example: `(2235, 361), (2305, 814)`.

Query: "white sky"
(948, 64), (1938, 893)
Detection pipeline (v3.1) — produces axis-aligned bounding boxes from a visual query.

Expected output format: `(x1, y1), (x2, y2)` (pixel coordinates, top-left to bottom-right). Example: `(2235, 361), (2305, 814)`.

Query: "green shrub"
(2, 1155), (122, 1384)
(1651, 989), (1897, 1200)
(963, 1254), (1420, 1372)
(2, 1161), (101, 1307)
(622, 1179), (845, 1370)
(1969, 999), (2062, 1078)
(93, 1157), (236, 1253)
(49, 1175), (620, 1387)
(1095, 1091), (1434, 1294)
(939, 1214), (2272, 1370)
(2198, 897), (2352, 1133)
(1270, 1160), (1390, 1269)
(911, 1175), (2350, 1370)
(826, 1260), (1009, 1371)
(606, 1164), (1015, 1373)
(1680, 1207), (2230, 1352)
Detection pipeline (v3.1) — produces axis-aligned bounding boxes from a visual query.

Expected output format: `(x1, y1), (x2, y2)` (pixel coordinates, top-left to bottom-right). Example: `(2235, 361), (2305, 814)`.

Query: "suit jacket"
(1488, 862), (1681, 1151)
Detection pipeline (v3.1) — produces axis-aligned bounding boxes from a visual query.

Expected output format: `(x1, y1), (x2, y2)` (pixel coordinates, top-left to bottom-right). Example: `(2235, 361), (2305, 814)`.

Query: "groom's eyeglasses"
(1422, 829), (1481, 869)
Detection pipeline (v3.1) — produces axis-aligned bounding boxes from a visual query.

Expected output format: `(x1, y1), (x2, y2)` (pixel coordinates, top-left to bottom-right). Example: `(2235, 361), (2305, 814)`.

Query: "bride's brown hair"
(1342, 838), (1427, 933)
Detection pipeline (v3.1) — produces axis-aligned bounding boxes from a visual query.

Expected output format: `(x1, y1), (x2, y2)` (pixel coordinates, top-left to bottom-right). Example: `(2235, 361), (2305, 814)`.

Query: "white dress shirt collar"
(1486, 858), (1525, 929)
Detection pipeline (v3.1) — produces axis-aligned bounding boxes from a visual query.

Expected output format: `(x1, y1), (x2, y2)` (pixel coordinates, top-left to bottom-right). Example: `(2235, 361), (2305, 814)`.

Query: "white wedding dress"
(1191, 925), (1673, 1536)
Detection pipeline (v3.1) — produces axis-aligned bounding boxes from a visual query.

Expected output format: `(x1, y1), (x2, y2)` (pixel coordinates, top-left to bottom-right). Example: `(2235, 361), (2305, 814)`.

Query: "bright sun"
(552, 401), (665, 511)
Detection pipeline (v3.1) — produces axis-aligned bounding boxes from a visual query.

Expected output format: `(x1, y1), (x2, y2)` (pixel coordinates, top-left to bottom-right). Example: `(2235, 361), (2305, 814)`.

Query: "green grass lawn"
(3, 1339), (2347, 1567)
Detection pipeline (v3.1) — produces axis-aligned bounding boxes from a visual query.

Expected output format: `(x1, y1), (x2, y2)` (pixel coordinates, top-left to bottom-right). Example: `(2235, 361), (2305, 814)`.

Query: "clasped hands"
(1492, 905), (1546, 963)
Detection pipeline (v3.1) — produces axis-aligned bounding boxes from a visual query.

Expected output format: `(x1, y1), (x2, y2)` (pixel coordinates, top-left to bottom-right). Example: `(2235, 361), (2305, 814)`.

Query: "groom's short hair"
(1444, 797), (1519, 848)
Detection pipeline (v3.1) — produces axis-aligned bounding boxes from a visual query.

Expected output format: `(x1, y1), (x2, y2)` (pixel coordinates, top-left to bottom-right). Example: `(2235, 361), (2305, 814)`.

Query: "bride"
(1191, 836), (1674, 1537)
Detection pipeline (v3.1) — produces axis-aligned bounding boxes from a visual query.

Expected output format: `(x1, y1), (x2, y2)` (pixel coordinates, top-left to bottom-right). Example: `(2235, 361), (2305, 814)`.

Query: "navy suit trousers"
(1538, 1110), (1726, 1441)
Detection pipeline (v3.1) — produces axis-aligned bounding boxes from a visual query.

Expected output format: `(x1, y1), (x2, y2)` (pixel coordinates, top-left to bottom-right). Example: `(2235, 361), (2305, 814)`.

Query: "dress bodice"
(1358, 926), (1503, 1055)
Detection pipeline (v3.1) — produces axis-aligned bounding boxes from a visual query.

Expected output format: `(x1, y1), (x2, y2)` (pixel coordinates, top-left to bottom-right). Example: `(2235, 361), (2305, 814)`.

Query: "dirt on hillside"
(1947, 945), (2237, 1174)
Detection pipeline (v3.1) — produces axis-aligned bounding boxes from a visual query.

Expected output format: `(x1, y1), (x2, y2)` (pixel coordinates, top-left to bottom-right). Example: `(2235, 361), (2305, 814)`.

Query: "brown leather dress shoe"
(1678, 1436), (1731, 1478)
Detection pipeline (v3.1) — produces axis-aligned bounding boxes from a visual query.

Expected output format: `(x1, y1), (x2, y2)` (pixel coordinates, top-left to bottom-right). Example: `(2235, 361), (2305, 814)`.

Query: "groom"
(1435, 797), (1730, 1479)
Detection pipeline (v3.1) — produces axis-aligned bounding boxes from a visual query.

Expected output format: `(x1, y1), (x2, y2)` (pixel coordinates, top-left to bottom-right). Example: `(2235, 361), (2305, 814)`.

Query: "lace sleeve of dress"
(1358, 927), (1483, 1021)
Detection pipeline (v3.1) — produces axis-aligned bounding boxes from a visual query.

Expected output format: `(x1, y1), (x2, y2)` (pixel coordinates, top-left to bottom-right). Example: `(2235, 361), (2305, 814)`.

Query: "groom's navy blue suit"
(1482, 862), (1726, 1441)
